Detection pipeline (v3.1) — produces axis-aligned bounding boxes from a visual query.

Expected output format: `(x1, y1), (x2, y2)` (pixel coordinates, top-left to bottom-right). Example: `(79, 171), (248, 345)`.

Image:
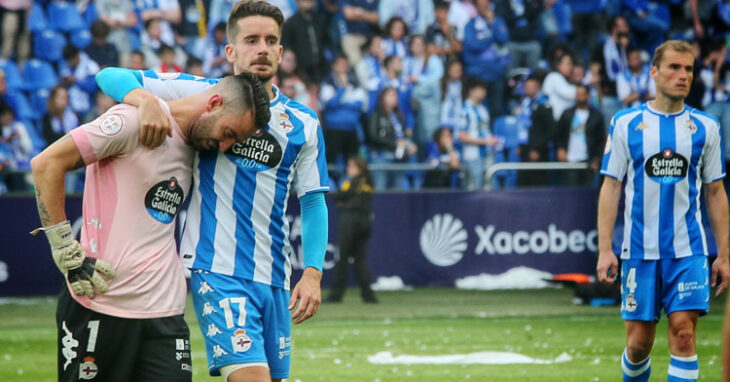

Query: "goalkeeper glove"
(31, 220), (115, 298)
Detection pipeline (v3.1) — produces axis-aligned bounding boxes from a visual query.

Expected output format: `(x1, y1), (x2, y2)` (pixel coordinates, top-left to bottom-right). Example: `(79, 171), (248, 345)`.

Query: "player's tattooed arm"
(34, 188), (52, 226)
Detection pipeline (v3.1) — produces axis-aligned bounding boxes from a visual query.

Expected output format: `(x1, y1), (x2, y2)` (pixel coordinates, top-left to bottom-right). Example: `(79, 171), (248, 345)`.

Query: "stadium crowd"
(0, 0), (729, 192)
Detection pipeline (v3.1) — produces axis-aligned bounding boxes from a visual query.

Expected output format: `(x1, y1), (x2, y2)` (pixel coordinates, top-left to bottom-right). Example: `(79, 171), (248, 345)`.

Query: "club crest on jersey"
(624, 294), (637, 312)
(686, 119), (697, 134)
(644, 149), (688, 184)
(231, 329), (253, 353)
(79, 357), (98, 380)
(225, 129), (283, 171)
(278, 113), (294, 133)
(144, 177), (184, 224)
(99, 115), (124, 136)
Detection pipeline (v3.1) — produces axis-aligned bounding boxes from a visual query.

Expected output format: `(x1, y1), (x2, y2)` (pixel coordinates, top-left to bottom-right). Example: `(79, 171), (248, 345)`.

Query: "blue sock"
(622, 349), (651, 382)
(667, 354), (698, 381)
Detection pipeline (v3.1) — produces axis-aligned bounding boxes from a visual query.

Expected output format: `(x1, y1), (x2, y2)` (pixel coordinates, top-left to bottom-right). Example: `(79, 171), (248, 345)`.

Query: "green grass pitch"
(0, 288), (726, 381)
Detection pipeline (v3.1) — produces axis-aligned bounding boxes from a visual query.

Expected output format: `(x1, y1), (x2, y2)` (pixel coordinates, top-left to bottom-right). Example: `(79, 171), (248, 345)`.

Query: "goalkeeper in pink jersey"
(30, 72), (269, 382)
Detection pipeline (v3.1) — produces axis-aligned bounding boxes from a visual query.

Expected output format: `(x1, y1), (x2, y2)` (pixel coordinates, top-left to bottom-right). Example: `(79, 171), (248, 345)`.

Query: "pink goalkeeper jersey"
(69, 101), (194, 319)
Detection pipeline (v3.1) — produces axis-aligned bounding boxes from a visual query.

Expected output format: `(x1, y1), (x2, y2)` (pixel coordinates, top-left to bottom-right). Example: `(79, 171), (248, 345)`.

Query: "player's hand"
(32, 220), (115, 298)
(289, 267), (322, 325)
(596, 250), (619, 285)
(67, 257), (115, 298)
(711, 256), (730, 296)
(138, 97), (171, 148)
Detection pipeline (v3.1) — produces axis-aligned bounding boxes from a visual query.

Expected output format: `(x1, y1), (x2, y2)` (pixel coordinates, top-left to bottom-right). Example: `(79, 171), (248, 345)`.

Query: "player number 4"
(625, 268), (638, 294)
(219, 297), (247, 329)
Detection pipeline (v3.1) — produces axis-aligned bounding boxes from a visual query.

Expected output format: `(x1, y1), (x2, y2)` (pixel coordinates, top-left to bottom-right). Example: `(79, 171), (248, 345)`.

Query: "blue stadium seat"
(83, 2), (99, 26)
(21, 59), (58, 91)
(33, 30), (67, 63)
(30, 88), (50, 120)
(70, 29), (92, 49)
(28, 4), (49, 33)
(5, 91), (36, 122)
(47, 1), (86, 32)
(0, 59), (27, 91)
(491, 115), (521, 189)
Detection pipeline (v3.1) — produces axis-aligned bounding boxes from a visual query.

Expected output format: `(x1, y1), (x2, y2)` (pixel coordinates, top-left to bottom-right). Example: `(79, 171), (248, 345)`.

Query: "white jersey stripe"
(211, 153), (238, 275)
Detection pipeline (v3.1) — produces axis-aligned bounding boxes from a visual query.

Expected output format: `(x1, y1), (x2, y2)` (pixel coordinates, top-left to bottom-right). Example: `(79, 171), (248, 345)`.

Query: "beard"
(190, 114), (219, 151)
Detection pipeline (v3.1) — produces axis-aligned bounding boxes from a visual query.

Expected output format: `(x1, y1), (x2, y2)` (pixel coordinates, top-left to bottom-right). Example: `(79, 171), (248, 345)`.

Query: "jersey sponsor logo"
(98, 115), (124, 136)
(231, 329), (253, 353)
(226, 129), (283, 171)
(175, 351), (190, 361)
(624, 294), (637, 312)
(279, 336), (291, 349)
(206, 324), (222, 337)
(175, 338), (190, 351)
(79, 357), (98, 380)
(420, 214), (468, 267)
(61, 321), (78, 371)
(644, 149), (688, 184)
(212, 344), (228, 358)
(144, 177), (184, 223)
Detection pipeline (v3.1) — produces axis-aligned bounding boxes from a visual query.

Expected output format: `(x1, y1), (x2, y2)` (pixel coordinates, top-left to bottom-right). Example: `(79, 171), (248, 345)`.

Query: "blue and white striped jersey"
(601, 103), (725, 260)
(459, 100), (490, 161)
(135, 70), (329, 289)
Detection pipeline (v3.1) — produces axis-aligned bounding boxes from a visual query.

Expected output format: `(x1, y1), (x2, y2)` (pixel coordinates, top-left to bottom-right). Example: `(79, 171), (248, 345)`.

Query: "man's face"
(627, 51), (641, 71)
(523, 79), (539, 98)
(280, 78), (296, 98)
(575, 87), (590, 106)
(226, 15), (282, 82)
(298, 0), (315, 12)
(476, 0), (490, 16)
(0, 75), (6, 95)
(650, 50), (694, 102)
(189, 107), (257, 152)
(129, 54), (146, 70)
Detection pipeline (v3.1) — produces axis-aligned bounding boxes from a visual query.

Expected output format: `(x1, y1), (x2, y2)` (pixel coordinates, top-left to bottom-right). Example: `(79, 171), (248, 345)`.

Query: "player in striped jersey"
(597, 40), (730, 382)
(95, 1), (328, 381)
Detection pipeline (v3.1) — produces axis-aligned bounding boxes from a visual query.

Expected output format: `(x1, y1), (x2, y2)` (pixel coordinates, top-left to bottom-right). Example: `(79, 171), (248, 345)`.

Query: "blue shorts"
(620, 256), (710, 322)
(190, 270), (291, 378)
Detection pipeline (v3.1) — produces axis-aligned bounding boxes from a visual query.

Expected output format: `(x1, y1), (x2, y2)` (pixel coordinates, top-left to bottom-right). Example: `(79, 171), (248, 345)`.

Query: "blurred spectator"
(281, 0), (329, 83)
(496, 0), (542, 71)
(96, 0), (139, 62)
(593, 15), (630, 128)
(458, 78), (499, 190)
(0, 69), (27, 120)
(269, 0), (298, 20)
(426, 0), (462, 62)
(175, 0), (207, 58)
(554, 84), (605, 187)
(42, 85), (78, 145)
(377, 55), (415, 132)
(355, 35), (385, 111)
(616, 46), (655, 107)
(448, 0), (478, 40)
(565, 0), (606, 63)
(540, 0), (573, 48)
(516, 75), (555, 187)
(378, 0), (434, 35)
(423, 126), (461, 188)
(136, 0), (182, 49)
(463, 0), (510, 117)
(571, 62), (586, 85)
(440, 59), (464, 129)
(690, 0), (729, 41)
(325, 156), (377, 304)
(0, 0), (30, 61)
(381, 16), (409, 59)
(338, 0), (379, 64)
(0, 102), (33, 171)
(202, 21), (229, 78)
(367, 86), (416, 190)
(82, 90), (117, 124)
(186, 56), (204, 76)
(685, 38), (706, 110)
(128, 50), (148, 70)
(700, 39), (730, 178)
(320, 55), (368, 169)
(156, 44), (184, 73)
(277, 50), (318, 110)
(622, 0), (669, 53)
(403, 34), (444, 146)
(208, 0), (236, 32)
(141, 18), (164, 68)
(86, 20), (121, 68)
(543, 53), (576, 121)
(59, 44), (100, 117)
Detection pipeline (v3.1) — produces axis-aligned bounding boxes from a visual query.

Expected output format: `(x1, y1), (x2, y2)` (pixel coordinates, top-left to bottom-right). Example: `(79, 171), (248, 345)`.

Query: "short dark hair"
(384, 16), (409, 38)
(384, 55), (400, 69)
(90, 20), (110, 38)
(227, 0), (284, 42)
(62, 44), (79, 61)
(158, 44), (175, 55)
(576, 84), (591, 93)
(463, 76), (487, 95)
(435, 0), (450, 10)
(186, 56), (203, 69)
(219, 71), (271, 131)
(626, 45), (642, 57)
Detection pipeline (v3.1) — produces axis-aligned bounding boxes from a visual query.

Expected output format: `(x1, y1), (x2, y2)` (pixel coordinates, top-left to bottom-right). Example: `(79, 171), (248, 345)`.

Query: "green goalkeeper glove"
(32, 221), (115, 298)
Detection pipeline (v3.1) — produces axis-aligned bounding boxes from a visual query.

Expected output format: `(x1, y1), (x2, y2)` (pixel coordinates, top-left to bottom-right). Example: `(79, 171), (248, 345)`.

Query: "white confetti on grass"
(455, 267), (555, 290)
(368, 351), (573, 365)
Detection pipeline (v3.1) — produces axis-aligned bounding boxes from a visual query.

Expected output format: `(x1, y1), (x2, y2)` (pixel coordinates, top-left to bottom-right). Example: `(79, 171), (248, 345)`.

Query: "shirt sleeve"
(293, 116), (330, 197)
(69, 105), (140, 165)
(700, 115), (725, 183)
(600, 113), (629, 181)
(139, 71), (219, 100)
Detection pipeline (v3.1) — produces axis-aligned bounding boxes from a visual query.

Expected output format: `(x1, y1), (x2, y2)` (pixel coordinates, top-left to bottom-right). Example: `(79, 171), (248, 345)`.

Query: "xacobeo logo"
(419, 214), (468, 267)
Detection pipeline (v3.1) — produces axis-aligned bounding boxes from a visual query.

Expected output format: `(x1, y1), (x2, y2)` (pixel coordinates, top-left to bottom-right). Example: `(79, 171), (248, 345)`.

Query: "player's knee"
(626, 339), (653, 361)
(669, 327), (696, 353)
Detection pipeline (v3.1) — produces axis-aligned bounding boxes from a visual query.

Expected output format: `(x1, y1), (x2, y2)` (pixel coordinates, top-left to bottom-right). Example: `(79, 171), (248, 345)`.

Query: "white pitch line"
(367, 351), (573, 365)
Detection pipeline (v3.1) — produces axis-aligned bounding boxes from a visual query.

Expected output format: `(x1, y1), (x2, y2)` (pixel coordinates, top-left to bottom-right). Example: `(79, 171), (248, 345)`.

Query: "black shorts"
(56, 286), (192, 382)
